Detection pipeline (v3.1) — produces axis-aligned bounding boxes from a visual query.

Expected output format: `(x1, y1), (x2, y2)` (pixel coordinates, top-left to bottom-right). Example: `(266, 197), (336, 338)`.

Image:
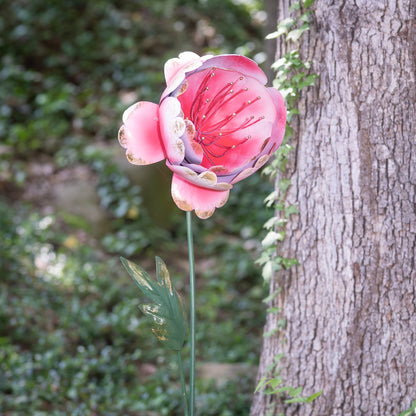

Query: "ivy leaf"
(271, 56), (290, 71)
(264, 190), (278, 207)
(398, 400), (416, 416)
(286, 24), (310, 42)
(262, 260), (276, 281)
(120, 256), (188, 351)
(262, 231), (285, 248)
(264, 217), (288, 230)
(278, 178), (292, 193)
(285, 204), (299, 217)
(284, 388), (322, 403)
(289, 1), (301, 11)
(254, 376), (268, 393)
(281, 257), (300, 269)
(304, 0), (315, 9)
(266, 17), (296, 39)
(298, 74), (319, 89)
(306, 390), (323, 403)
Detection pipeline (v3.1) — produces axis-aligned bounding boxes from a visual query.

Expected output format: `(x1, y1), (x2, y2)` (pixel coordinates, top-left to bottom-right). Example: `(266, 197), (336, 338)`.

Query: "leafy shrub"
(0, 186), (265, 414)
(0, 0), (264, 155)
(0, 0), (268, 413)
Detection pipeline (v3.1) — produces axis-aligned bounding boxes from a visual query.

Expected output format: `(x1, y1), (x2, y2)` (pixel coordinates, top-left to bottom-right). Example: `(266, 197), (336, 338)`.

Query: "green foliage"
(121, 257), (188, 351)
(0, 0), (279, 413)
(267, 0), (318, 116)
(0, 197), (260, 414)
(54, 137), (168, 256)
(0, 86), (272, 413)
(258, 0), (317, 282)
(256, 0), (321, 413)
(196, 376), (256, 416)
(255, 355), (322, 408)
(0, 202), (156, 414)
(0, 0), (264, 156)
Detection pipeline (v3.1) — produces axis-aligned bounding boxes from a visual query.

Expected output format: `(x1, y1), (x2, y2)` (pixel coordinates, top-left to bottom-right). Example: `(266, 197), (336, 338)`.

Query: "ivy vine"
(257, 0), (318, 283)
(255, 0), (321, 413)
(256, 2), (416, 415)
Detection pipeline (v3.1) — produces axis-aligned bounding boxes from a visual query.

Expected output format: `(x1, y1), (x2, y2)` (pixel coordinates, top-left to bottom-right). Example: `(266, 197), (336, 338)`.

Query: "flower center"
(185, 68), (264, 167)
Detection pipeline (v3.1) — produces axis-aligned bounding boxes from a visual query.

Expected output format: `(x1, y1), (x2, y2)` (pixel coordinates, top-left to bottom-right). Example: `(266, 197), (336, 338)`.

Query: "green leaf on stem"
(120, 256), (188, 351)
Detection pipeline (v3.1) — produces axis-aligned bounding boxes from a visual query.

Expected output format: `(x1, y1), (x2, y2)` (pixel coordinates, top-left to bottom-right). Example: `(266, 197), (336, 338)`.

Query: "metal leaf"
(120, 256), (188, 351)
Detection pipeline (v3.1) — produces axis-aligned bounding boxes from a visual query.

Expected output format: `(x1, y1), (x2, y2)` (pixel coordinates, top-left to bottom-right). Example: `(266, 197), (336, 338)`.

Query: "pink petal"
(196, 54), (268, 85)
(159, 97), (186, 164)
(162, 52), (212, 99)
(164, 52), (201, 85)
(119, 102), (165, 165)
(267, 87), (287, 149)
(171, 174), (230, 219)
(177, 68), (277, 171)
(231, 154), (270, 184)
(181, 120), (204, 164)
(231, 166), (256, 184)
(167, 162), (232, 191)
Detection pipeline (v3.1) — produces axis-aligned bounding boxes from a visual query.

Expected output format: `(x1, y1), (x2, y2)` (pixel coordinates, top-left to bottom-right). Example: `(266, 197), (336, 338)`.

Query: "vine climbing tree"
(252, 0), (416, 415)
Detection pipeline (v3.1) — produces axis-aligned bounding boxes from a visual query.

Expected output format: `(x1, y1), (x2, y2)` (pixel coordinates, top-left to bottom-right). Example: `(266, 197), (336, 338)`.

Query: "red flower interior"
(177, 67), (277, 171)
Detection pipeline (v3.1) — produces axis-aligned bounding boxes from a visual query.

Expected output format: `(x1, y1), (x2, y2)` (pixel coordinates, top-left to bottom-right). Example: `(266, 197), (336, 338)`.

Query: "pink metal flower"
(118, 52), (286, 219)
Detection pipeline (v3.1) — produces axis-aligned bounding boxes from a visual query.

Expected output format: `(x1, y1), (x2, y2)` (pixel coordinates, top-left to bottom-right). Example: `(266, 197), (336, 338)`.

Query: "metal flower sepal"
(121, 256), (188, 351)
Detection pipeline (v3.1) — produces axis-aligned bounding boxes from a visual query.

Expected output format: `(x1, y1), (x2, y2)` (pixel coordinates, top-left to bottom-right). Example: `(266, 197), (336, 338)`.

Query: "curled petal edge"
(231, 154), (270, 184)
(162, 52), (213, 99)
(159, 97), (187, 164)
(267, 87), (287, 148)
(119, 101), (165, 165)
(167, 163), (232, 191)
(193, 54), (268, 85)
(180, 120), (203, 165)
(171, 174), (230, 219)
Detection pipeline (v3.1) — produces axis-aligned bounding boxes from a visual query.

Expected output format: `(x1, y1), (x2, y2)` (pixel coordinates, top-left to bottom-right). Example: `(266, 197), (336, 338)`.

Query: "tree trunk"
(264, 0), (278, 83)
(252, 1), (416, 415)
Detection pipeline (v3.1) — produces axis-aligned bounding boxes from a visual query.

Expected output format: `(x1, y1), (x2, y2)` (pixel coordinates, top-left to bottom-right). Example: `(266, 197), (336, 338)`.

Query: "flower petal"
(177, 68), (277, 171)
(171, 174), (230, 219)
(268, 87), (287, 149)
(230, 154), (270, 184)
(230, 166), (256, 184)
(162, 52), (212, 99)
(180, 162), (207, 174)
(167, 162), (232, 190)
(119, 101), (165, 165)
(181, 120), (204, 164)
(159, 97), (186, 164)
(164, 52), (201, 85)
(195, 54), (268, 85)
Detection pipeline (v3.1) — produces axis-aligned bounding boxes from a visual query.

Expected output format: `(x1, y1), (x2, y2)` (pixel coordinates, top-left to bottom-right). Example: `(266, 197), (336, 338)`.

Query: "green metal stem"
(177, 350), (189, 416)
(186, 211), (196, 416)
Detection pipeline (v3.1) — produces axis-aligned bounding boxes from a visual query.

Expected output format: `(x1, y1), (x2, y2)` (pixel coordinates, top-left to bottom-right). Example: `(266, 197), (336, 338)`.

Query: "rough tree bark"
(252, 1), (416, 415)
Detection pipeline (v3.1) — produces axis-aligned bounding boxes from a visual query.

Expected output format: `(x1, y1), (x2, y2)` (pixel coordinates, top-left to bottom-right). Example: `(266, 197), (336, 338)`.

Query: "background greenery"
(0, 0), (275, 414)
